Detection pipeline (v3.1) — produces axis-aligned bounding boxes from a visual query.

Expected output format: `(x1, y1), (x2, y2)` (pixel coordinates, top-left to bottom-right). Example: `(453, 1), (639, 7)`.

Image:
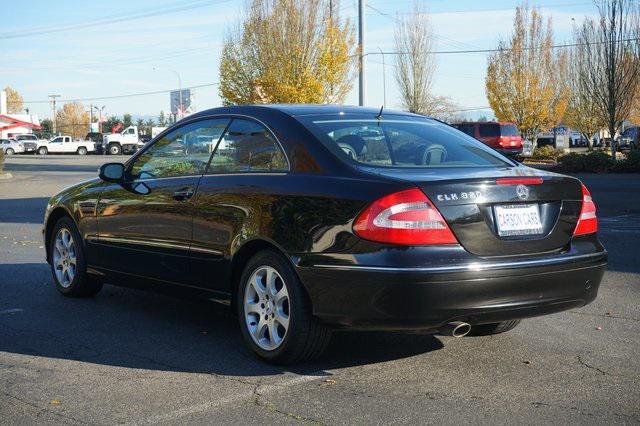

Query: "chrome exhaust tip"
(439, 321), (471, 337)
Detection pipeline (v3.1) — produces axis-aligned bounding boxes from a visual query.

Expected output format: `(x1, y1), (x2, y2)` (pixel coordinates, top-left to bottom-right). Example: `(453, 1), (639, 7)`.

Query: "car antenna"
(376, 105), (384, 120)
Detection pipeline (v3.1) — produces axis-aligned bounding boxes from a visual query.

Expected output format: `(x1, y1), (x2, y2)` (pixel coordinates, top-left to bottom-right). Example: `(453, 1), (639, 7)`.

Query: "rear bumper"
(497, 147), (523, 157)
(296, 241), (606, 331)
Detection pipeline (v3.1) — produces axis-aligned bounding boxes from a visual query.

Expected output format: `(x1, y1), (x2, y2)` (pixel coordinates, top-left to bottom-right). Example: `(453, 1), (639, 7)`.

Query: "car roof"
(190, 104), (425, 119)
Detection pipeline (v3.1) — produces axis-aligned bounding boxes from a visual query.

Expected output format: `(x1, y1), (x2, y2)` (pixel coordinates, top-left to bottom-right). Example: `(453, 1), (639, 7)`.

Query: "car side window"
(479, 124), (499, 137)
(130, 118), (230, 179)
(208, 118), (288, 173)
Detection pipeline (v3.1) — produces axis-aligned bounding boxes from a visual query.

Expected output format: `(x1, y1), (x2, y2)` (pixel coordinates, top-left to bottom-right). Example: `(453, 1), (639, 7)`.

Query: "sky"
(1, 0), (599, 121)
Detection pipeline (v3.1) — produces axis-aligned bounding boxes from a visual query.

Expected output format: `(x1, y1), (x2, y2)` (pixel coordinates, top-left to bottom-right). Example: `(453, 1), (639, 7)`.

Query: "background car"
(14, 134), (40, 154)
(452, 121), (523, 157)
(0, 138), (25, 155)
(617, 126), (639, 151)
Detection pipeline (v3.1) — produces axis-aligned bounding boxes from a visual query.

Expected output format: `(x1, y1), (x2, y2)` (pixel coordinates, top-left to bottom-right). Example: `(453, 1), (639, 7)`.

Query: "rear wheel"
(38, 147), (48, 155)
(468, 320), (521, 336)
(108, 143), (122, 155)
(77, 146), (87, 155)
(49, 217), (102, 297)
(237, 250), (331, 364)
(5, 148), (14, 155)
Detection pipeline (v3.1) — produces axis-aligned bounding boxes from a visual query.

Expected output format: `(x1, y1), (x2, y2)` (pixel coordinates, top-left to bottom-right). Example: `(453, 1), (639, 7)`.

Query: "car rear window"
(297, 115), (513, 168)
(500, 124), (520, 136)
(478, 123), (499, 137)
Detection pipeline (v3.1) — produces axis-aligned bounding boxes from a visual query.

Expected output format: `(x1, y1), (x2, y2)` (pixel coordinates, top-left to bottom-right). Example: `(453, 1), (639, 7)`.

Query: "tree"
(144, 118), (156, 135)
(123, 113), (133, 128)
(219, 0), (356, 105)
(55, 103), (89, 139)
(158, 111), (167, 127)
(631, 84), (640, 124)
(393, 3), (436, 114)
(564, 28), (607, 150)
(485, 3), (568, 144)
(577, 0), (639, 158)
(136, 118), (145, 134)
(34, 118), (53, 139)
(4, 86), (24, 114)
(104, 115), (123, 133)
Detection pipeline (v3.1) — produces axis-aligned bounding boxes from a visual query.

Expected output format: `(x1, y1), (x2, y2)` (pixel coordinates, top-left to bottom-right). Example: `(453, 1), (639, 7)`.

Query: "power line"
(365, 37), (640, 56)
(0, 0), (232, 40)
(20, 82), (219, 104)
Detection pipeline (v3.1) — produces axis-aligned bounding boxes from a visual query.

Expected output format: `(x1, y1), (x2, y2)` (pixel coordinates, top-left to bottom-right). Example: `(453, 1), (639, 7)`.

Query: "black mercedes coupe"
(43, 105), (607, 364)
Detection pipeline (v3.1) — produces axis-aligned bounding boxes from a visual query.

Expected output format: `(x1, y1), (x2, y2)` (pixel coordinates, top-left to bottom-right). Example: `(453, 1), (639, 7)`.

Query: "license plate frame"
(494, 204), (544, 237)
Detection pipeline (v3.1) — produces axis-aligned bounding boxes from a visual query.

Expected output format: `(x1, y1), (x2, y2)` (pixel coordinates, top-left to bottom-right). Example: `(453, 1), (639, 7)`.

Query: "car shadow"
(0, 263), (444, 378)
(0, 198), (50, 223)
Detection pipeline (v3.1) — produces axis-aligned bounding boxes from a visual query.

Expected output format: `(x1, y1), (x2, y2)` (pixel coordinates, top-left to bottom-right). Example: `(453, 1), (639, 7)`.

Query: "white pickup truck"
(101, 125), (145, 155)
(37, 136), (95, 155)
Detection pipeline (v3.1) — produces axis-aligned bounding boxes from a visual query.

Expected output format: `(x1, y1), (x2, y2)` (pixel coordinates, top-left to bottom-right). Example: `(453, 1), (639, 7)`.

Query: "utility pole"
(49, 95), (60, 134)
(358, 0), (366, 106)
(378, 47), (386, 106)
(89, 103), (94, 129)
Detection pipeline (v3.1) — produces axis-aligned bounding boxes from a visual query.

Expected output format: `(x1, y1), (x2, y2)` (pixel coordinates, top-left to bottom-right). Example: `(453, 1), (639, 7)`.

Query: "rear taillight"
(353, 188), (458, 245)
(574, 183), (597, 236)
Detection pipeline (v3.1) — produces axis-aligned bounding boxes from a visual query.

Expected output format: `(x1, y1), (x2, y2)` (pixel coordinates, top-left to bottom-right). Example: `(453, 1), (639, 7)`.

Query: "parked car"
(617, 126), (639, 151)
(37, 136), (95, 155)
(101, 125), (144, 155)
(451, 121), (523, 157)
(43, 105), (606, 364)
(14, 134), (41, 154)
(0, 138), (25, 155)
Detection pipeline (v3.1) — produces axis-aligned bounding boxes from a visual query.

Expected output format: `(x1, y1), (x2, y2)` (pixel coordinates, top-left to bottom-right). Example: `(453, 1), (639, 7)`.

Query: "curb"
(0, 172), (13, 180)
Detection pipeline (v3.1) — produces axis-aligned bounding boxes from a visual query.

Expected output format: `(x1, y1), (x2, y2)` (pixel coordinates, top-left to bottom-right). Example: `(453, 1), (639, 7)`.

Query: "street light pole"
(358, 0), (366, 106)
(378, 47), (386, 106)
(153, 67), (183, 121)
(93, 105), (105, 133)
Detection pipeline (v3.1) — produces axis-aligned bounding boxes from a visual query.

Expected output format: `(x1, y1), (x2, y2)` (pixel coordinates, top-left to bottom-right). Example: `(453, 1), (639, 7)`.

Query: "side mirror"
(99, 162), (125, 182)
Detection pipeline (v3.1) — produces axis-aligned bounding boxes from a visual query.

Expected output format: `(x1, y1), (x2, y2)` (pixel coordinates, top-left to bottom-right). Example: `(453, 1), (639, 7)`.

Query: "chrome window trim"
(125, 113), (291, 175)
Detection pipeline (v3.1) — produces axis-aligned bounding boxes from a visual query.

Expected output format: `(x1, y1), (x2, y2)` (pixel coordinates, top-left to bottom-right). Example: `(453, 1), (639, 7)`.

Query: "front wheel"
(49, 217), (102, 297)
(108, 144), (122, 155)
(468, 320), (521, 336)
(38, 147), (48, 155)
(5, 148), (14, 155)
(237, 250), (331, 364)
(77, 147), (87, 155)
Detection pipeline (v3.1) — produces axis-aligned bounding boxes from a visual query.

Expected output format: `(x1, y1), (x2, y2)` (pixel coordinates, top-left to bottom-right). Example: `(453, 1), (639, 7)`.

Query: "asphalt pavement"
(1, 155), (639, 424)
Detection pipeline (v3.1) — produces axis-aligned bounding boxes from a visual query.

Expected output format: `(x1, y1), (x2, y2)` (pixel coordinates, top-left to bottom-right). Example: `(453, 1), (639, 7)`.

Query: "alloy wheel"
(244, 265), (290, 351)
(52, 228), (77, 288)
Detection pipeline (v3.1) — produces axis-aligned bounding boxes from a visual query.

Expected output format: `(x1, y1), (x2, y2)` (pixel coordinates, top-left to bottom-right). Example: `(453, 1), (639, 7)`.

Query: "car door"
(94, 118), (231, 285)
(47, 137), (64, 153)
(190, 118), (289, 292)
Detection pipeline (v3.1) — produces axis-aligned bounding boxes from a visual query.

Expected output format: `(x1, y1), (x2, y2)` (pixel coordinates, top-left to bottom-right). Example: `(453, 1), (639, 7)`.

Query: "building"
(0, 90), (41, 139)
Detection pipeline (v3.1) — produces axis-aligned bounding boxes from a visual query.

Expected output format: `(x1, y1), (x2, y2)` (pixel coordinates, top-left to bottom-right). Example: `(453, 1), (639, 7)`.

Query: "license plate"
(495, 204), (543, 236)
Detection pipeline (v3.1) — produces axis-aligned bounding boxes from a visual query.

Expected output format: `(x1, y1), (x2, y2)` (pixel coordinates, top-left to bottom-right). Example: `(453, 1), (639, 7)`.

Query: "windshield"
(500, 124), (520, 137)
(298, 115), (513, 168)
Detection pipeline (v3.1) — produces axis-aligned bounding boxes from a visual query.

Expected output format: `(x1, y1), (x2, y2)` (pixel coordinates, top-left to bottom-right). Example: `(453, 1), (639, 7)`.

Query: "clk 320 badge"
(437, 191), (483, 202)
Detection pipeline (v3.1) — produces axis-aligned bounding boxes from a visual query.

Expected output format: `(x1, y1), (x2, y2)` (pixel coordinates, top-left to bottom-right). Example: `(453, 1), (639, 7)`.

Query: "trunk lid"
(360, 166), (583, 257)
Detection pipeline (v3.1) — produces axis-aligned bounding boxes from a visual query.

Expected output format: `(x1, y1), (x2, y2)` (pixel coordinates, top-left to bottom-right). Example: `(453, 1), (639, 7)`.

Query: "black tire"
(468, 320), (521, 336)
(108, 144), (122, 155)
(38, 147), (47, 155)
(237, 250), (331, 365)
(49, 217), (102, 297)
(77, 147), (87, 155)
(6, 148), (14, 155)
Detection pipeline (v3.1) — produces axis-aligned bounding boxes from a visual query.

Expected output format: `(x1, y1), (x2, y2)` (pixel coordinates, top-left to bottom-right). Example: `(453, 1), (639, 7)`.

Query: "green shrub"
(558, 150), (615, 172)
(0, 149), (4, 174)
(531, 145), (563, 161)
(557, 152), (586, 172)
(612, 150), (640, 173)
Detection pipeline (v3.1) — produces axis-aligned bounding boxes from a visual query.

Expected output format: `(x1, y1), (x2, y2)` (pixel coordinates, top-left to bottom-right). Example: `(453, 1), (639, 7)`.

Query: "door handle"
(173, 187), (194, 201)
